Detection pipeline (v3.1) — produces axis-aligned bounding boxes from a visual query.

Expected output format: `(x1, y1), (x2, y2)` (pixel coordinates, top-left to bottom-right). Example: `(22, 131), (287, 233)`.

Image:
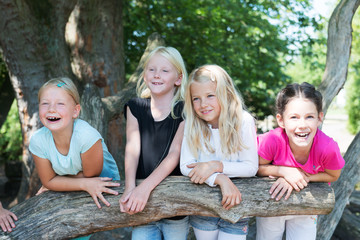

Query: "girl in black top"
(119, 46), (189, 240)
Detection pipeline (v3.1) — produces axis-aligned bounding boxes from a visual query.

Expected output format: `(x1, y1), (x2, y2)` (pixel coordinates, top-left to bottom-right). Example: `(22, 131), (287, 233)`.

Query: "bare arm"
(81, 139), (103, 177)
(33, 152), (119, 208)
(257, 156), (309, 191)
(119, 108), (141, 211)
(121, 121), (185, 214)
(307, 169), (341, 183)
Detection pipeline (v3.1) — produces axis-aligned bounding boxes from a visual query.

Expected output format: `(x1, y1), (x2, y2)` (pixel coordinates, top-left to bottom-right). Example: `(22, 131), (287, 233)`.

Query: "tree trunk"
(318, 0), (360, 115)
(316, 0), (360, 239)
(0, 177), (334, 240)
(0, 0), (78, 204)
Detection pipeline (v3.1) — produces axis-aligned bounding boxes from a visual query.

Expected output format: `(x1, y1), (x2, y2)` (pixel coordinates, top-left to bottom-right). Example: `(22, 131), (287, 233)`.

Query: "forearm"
(139, 151), (179, 192)
(257, 164), (282, 177)
(308, 170), (341, 183)
(44, 175), (89, 192)
(223, 161), (258, 177)
(123, 158), (138, 190)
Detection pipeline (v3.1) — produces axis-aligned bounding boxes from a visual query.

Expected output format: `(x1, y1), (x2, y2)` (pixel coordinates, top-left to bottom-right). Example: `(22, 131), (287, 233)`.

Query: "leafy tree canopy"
(123, 0), (324, 118)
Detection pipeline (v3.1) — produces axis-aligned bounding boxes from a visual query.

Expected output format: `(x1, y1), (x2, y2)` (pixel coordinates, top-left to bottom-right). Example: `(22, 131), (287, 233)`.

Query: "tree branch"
(0, 177), (334, 240)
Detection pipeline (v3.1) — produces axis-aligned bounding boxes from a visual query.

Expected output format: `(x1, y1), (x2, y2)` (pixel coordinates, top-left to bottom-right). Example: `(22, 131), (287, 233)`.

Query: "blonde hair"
(38, 77), (80, 105)
(136, 46), (188, 117)
(183, 64), (246, 159)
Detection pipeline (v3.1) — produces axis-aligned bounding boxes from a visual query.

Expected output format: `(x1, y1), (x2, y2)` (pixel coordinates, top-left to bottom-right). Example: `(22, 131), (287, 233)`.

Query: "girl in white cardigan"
(180, 64), (258, 240)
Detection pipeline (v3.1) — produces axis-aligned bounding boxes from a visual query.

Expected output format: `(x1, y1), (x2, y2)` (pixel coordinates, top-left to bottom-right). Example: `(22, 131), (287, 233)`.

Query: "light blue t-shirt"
(29, 119), (120, 180)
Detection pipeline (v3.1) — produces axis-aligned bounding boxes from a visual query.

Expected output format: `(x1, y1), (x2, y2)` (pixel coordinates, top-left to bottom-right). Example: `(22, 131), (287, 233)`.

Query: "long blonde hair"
(183, 64), (246, 159)
(136, 46), (188, 117)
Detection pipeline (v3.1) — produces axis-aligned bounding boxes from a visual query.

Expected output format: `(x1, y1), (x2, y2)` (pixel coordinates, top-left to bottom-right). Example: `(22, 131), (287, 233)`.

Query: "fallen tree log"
(0, 177), (334, 240)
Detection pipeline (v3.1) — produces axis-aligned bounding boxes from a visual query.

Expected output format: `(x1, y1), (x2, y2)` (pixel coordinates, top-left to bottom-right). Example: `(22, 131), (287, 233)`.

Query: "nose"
(48, 103), (56, 112)
(298, 118), (307, 128)
(154, 70), (160, 79)
(200, 98), (208, 108)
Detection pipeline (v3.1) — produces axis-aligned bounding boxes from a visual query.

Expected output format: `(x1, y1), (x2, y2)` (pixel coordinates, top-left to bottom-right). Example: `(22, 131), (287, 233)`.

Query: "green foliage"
(0, 100), (23, 164)
(285, 36), (327, 86)
(346, 12), (360, 134)
(124, 0), (321, 119)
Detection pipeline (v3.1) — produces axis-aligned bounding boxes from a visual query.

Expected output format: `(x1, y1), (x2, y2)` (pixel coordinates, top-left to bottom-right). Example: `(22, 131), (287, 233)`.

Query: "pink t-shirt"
(258, 127), (345, 174)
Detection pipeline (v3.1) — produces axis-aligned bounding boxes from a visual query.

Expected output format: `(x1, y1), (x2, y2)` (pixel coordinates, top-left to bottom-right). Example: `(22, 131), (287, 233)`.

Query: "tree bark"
(316, 0), (360, 239)
(318, 0), (360, 115)
(0, 177), (334, 240)
(0, 0), (78, 203)
(317, 132), (360, 239)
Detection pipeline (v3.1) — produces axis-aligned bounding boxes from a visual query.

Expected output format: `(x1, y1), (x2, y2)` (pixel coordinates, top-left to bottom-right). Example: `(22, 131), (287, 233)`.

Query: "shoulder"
(30, 126), (51, 144)
(73, 119), (101, 140)
(314, 129), (340, 151)
(124, 97), (150, 118)
(126, 97), (150, 109)
(241, 111), (255, 123)
(29, 126), (52, 158)
(258, 128), (284, 145)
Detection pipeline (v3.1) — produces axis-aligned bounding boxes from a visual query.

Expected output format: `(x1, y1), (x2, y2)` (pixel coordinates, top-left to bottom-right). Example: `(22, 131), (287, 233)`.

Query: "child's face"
(144, 53), (182, 96)
(276, 97), (323, 152)
(190, 80), (221, 128)
(39, 86), (80, 133)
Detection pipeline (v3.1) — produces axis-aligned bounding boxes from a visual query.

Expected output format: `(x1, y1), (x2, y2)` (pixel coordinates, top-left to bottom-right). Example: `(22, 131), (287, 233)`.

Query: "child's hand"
(119, 184), (151, 215)
(35, 185), (49, 195)
(215, 174), (241, 210)
(269, 177), (293, 201)
(187, 161), (222, 184)
(119, 187), (135, 213)
(0, 203), (17, 232)
(278, 167), (309, 191)
(82, 177), (120, 209)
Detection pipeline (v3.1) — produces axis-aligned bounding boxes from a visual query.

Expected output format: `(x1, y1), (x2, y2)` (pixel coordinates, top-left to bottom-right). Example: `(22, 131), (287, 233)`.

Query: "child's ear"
(174, 74), (182, 86)
(276, 114), (285, 128)
(317, 111), (324, 126)
(73, 104), (81, 118)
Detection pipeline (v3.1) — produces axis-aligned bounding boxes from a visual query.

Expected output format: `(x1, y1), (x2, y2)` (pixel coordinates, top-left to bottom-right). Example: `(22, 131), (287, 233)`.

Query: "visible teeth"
(47, 117), (60, 121)
(296, 133), (308, 137)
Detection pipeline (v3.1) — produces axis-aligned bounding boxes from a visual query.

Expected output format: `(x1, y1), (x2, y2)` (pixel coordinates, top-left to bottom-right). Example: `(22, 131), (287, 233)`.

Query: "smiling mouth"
(295, 133), (310, 138)
(47, 117), (61, 122)
(152, 82), (163, 85)
(201, 110), (212, 114)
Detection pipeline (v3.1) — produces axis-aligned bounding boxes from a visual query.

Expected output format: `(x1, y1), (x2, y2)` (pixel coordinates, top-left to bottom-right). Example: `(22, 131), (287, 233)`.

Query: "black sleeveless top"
(124, 98), (184, 179)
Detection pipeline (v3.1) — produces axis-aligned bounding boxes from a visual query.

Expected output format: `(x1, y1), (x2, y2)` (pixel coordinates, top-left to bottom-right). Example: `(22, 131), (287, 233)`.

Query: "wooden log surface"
(0, 177), (334, 240)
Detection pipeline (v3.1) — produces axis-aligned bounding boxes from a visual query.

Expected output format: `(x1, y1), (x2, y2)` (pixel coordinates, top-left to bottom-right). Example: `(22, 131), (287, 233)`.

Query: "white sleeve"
(180, 133), (219, 187)
(180, 134), (197, 177)
(222, 112), (259, 177)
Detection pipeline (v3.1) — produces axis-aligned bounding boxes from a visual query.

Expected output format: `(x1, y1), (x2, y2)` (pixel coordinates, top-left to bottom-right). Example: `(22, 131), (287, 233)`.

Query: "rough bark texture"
(0, 177), (334, 240)
(0, 0), (78, 203)
(316, 0), (360, 239)
(317, 132), (360, 239)
(318, 0), (360, 115)
(334, 190), (360, 240)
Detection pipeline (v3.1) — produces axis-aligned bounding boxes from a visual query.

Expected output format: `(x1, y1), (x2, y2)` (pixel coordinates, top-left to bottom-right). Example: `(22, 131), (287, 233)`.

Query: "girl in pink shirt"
(256, 82), (345, 240)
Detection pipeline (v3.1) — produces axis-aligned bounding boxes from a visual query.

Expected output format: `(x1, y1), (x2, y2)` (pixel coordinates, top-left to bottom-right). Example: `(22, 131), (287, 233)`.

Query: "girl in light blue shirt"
(29, 77), (120, 209)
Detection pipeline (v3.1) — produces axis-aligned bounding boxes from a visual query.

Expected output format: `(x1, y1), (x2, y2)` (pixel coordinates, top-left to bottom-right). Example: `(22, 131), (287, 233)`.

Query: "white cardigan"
(180, 111), (258, 187)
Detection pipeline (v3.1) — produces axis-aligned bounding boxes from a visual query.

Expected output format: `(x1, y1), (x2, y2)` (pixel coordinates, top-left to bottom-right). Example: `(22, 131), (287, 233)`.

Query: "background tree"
(346, 11), (360, 134)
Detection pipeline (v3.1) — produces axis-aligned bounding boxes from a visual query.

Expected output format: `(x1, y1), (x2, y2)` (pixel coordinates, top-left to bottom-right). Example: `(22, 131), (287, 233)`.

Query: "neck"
(51, 122), (74, 155)
(289, 142), (312, 165)
(150, 92), (175, 121)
